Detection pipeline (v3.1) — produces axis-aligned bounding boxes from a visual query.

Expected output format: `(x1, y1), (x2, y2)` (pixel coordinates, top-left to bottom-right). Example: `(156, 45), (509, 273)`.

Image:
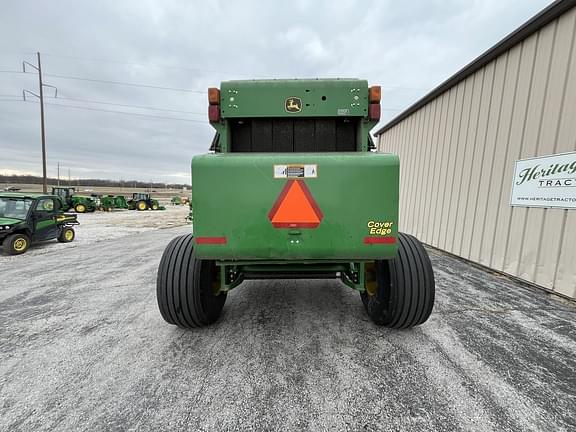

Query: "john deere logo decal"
(285, 97), (302, 113)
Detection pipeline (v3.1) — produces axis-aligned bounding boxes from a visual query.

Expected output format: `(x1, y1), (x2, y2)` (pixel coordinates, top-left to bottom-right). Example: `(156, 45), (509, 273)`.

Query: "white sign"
(510, 152), (576, 209)
(273, 164), (317, 179)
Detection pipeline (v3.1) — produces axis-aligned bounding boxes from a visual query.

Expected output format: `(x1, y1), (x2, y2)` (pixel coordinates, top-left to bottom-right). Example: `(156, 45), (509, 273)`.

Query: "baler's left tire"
(157, 234), (227, 328)
(361, 232), (435, 329)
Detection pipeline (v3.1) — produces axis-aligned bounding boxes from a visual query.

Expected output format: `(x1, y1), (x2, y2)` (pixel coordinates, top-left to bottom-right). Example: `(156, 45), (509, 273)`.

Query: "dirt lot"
(0, 212), (575, 431)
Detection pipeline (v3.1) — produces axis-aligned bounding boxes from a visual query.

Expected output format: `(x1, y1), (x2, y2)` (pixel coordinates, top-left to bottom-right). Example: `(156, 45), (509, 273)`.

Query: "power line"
(50, 95), (204, 115)
(41, 72), (206, 93)
(22, 99), (207, 123)
(381, 86), (429, 91)
(5, 96), (404, 116)
(22, 52), (52, 193)
(0, 52), (35, 56)
(42, 52), (254, 77)
(8, 69), (427, 93)
(39, 54), (432, 89)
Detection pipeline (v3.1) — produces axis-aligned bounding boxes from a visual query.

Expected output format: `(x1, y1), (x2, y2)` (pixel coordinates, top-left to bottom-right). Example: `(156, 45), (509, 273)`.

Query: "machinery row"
(0, 187), (191, 255)
(49, 187), (187, 212)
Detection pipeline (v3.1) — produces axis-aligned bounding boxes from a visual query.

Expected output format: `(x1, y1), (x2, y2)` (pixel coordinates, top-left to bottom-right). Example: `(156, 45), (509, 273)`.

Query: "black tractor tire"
(3, 233), (31, 255)
(151, 202), (159, 210)
(157, 234), (227, 328)
(75, 203), (87, 213)
(361, 233), (435, 329)
(136, 200), (148, 211)
(58, 227), (75, 243)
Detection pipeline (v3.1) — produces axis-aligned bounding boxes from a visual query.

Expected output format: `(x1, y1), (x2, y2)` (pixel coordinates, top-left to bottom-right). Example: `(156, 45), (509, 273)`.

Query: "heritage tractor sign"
(510, 152), (576, 209)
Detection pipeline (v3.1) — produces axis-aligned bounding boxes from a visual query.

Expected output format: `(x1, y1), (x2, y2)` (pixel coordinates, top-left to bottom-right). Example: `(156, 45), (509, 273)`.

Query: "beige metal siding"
(378, 8), (576, 299)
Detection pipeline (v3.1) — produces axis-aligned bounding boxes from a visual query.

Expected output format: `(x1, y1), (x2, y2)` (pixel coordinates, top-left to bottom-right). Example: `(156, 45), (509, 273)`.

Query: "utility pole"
(57, 162), (60, 186)
(22, 52), (57, 193)
(68, 168), (71, 187)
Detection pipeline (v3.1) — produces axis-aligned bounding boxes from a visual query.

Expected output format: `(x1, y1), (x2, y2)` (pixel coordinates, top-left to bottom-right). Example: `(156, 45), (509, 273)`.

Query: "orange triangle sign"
(268, 180), (323, 228)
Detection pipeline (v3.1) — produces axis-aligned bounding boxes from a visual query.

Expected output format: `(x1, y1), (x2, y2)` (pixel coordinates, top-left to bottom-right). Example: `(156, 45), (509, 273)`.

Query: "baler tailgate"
(192, 152), (399, 261)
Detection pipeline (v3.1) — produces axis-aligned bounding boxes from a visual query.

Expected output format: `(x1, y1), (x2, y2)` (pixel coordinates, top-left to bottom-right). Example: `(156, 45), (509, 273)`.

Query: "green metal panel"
(36, 218), (56, 230)
(220, 79), (369, 118)
(0, 217), (21, 225)
(192, 152), (398, 261)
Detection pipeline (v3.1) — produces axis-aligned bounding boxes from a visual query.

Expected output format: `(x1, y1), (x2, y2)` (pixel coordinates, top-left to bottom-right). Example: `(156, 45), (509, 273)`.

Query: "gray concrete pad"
(0, 227), (575, 431)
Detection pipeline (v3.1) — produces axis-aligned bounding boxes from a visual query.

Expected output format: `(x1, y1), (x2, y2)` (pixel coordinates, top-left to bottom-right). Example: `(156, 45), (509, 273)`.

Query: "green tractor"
(186, 202), (193, 223)
(51, 187), (98, 213)
(127, 193), (163, 211)
(157, 79), (435, 329)
(0, 192), (78, 255)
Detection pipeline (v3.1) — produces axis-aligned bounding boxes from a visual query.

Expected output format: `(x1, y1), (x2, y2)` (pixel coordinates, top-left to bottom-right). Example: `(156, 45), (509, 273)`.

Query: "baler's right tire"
(75, 204), (86, 213)
(157, 234), (227, 328)
(361, 232), (435, 329)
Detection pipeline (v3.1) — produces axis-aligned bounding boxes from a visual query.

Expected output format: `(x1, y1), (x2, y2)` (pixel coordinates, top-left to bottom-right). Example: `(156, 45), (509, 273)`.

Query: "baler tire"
(75, 204), (86, 213)
(361, 232), (435, 329)
(156, 234), (227, 328)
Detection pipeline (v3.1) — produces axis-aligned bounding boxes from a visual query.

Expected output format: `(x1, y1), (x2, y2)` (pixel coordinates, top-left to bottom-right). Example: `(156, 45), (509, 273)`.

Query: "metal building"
(376, 0), (576, 299)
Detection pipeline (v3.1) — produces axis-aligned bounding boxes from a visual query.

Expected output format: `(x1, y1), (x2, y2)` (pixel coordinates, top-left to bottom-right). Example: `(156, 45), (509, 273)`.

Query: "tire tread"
(362, 232), (435, 329)
(156, 234), (226, 328)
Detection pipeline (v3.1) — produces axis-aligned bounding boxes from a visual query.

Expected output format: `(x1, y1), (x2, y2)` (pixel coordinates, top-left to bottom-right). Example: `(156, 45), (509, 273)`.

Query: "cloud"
(0, 0), (554, 182)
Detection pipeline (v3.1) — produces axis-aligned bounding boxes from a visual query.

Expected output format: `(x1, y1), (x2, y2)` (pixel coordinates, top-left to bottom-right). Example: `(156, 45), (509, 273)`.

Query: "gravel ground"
(0, 221), (575, 431)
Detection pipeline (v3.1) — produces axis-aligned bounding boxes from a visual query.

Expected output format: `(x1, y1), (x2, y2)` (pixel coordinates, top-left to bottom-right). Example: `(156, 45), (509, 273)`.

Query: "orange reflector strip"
(369, 85), (381, 103)
(364, 236), (396, 244)
(208, 87), (220, 105)
(196, 236), (227, 245)
(268, 180), (323, 228)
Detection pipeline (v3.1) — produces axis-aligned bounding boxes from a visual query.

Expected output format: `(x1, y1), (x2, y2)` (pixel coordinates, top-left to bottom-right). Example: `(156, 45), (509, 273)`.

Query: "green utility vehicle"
(157, 79), (435, 329)
(127, 193), (162, 211)
(0, 192), (78, 255)
(51, 187), (98, 213)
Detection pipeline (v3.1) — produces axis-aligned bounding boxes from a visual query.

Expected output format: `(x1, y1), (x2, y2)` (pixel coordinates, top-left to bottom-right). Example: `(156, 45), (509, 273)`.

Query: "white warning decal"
(274, 164), (318, 179)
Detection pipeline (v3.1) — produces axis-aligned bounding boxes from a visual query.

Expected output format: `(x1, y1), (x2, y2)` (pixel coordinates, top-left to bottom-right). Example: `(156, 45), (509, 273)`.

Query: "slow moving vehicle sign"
(268, 180), (323, 228)
(510, 152), (576, 209)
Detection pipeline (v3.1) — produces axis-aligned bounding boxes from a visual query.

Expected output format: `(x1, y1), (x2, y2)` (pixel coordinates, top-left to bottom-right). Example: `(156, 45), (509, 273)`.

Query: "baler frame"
(156, 78), (435, 330)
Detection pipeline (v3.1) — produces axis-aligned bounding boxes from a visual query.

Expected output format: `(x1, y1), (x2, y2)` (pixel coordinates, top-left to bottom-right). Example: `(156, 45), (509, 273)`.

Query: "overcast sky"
(0, 0), (554, 183)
